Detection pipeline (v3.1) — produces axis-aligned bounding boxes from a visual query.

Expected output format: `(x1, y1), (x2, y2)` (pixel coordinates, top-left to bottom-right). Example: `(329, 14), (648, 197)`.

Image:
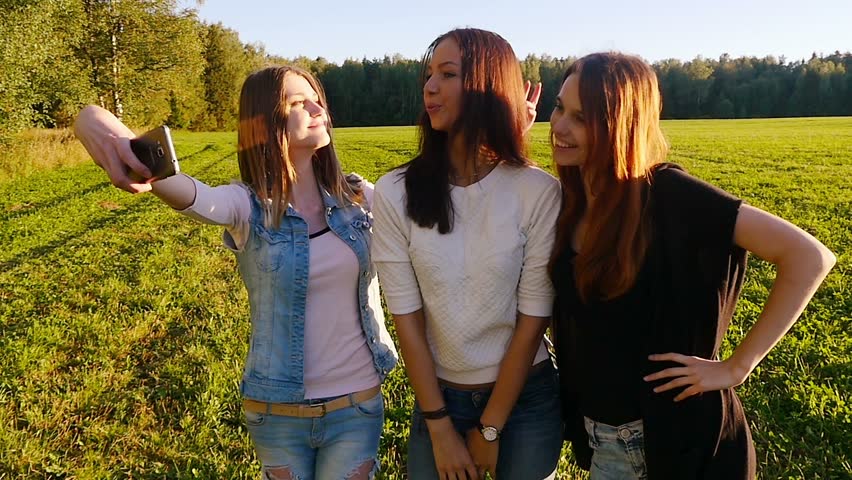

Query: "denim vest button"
(349, 234), (357, 241)
(370, 336), (376, 343)
(619, 427), (631, 439)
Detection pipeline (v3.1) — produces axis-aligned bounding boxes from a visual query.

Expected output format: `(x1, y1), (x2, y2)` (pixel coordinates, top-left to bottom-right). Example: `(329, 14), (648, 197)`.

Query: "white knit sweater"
(372, 163), (561, 384)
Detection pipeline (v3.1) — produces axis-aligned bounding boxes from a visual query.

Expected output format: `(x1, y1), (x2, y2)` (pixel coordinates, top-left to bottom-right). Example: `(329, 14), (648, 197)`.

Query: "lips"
(425, 104), (441, 113)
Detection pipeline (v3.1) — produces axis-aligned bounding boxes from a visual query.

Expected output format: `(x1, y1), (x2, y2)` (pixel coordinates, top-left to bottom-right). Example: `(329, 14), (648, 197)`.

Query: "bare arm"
(394, 309), (479, 480)
(647, 204), (836, 400)
(725, 204), (836, 376)
(480, 313), (549, 429)
(465, 312), (549, 476)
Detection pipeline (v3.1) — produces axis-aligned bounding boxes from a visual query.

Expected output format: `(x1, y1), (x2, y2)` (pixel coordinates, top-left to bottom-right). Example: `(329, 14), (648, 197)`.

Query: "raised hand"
(74, 105), (152, 193)
(523, 80), (543, 134)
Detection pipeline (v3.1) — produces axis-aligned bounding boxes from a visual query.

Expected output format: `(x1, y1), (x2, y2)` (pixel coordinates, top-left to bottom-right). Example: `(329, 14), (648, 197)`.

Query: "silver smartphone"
(128, 126), (180, 181)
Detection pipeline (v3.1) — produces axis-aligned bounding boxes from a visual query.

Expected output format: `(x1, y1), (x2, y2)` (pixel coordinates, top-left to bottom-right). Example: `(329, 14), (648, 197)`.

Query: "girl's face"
(423, 38), (463, 132)
(550, 74), (589, 167)
(284, 74), (330, 152)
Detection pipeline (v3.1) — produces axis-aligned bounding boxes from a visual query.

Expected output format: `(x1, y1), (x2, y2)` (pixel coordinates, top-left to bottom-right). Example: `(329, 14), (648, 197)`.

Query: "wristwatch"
(477, 422), (500, 442)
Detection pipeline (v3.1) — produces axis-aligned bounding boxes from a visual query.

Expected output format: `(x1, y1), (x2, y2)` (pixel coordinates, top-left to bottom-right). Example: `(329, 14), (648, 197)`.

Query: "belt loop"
(586, 418), (598, 445)
(265, 402), (271, 415)
(348, 392), (356, 407)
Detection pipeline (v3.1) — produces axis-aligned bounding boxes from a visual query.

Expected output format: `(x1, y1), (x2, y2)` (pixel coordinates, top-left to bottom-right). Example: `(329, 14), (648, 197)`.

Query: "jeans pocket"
(244, 410), (266, 427)
(353, 393), (384, 418)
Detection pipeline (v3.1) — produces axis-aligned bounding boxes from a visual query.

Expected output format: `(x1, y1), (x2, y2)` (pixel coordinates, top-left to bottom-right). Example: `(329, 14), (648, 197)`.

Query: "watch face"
(481, 426), (499, 442)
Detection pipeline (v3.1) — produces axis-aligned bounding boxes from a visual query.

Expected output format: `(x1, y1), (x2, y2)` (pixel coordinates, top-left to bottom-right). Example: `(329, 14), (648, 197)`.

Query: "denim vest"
(234, 185), (398, 403)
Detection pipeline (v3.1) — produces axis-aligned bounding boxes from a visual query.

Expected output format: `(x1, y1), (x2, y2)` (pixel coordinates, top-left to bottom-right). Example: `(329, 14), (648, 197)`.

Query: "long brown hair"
(551, 52), (669, 301)
(403, 28), (532, 233)
(237, 65), (360, 228)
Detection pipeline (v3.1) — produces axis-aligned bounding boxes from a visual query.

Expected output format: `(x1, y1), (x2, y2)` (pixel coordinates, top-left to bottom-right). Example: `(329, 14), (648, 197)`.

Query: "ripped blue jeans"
(245, 392), (384, 479)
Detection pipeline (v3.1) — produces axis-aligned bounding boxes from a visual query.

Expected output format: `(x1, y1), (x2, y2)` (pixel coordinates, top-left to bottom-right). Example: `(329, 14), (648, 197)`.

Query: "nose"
(423, 75), (438, 95)
(306, 100), (325, 117)
(550, 110), (569, 135)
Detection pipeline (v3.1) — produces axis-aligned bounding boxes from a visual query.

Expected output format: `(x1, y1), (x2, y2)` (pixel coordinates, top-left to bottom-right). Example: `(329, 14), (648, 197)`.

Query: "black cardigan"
(555, 163), (757, 479)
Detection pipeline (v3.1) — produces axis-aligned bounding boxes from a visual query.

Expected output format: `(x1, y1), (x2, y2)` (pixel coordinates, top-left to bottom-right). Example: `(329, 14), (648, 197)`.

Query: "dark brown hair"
(237, 65), (360, 228)
(403, 28), (532, 233)
(551, 52), (669, 301)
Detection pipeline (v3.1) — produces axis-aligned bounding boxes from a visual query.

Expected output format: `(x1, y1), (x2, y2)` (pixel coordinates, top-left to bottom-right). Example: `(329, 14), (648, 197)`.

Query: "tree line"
(2, 0), (851, 142)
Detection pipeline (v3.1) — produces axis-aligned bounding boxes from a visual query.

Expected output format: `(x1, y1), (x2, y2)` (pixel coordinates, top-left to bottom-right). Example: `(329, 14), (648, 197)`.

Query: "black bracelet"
(420, 406), (449, 420)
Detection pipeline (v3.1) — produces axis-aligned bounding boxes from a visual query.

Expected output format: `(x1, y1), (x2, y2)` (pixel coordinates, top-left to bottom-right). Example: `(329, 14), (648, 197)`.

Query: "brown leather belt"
(437, 360), (551, 391)
(243, 385), (381, 418)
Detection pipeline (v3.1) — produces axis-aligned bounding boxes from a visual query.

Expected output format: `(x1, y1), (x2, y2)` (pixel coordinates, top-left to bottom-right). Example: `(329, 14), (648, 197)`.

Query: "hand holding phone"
(128, 126), (180, 182)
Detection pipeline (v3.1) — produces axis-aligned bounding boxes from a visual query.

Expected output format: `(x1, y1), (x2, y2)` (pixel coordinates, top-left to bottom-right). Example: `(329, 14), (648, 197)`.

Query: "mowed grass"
(1, 118), (849, 479)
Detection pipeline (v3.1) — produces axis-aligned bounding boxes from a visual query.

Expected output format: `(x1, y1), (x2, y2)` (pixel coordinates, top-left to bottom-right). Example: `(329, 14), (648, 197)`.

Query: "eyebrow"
(428, 60), (460, 70)
(555, 95), (582, 114)
(287, 93), (319, 101)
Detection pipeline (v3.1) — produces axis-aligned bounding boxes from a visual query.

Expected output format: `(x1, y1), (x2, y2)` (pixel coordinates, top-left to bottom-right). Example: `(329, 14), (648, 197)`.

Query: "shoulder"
(375, 167), (408, 201)
(223, 180), (256, 208)
(501, 164), (561, 202)
(650, 163), (742, 242)
(503, 163), (559, 186)
(501, 164), (559, 190)
(651, 162), (737, 205)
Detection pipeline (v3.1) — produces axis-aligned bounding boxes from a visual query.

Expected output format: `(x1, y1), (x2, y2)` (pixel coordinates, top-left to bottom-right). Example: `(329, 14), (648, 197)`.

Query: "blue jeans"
(245, 392), (384, 480)
(584, 417), (647, 480)
(407, 362), (562, 479)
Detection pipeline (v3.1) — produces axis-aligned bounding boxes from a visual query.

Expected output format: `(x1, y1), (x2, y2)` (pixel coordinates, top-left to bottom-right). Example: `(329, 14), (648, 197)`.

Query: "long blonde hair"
(551, 52), (669, 301)
(237, 66), (361, 228)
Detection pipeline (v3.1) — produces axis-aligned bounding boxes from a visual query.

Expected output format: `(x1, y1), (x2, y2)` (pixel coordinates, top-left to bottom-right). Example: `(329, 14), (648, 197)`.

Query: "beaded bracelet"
(420, 406), (449, 420)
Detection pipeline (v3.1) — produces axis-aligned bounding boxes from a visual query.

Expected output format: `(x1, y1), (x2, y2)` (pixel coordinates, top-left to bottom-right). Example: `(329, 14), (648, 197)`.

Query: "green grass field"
(1, 118), (850, 479)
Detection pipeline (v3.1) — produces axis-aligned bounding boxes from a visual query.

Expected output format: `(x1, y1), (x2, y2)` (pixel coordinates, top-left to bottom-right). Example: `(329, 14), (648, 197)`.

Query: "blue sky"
(191, 0), (851, 65)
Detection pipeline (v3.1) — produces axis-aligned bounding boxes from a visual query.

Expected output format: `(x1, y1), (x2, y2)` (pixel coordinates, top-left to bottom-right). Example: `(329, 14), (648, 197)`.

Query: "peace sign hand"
(523, 80), (542, 134)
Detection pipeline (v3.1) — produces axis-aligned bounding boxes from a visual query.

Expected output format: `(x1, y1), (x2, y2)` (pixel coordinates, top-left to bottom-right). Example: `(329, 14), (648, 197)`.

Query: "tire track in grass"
(0, 145), (217, 224)
(0, 149), (238, 271)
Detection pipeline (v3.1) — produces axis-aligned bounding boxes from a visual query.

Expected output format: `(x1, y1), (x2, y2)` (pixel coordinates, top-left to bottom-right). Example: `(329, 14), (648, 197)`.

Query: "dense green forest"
(2, 0), (851, 140)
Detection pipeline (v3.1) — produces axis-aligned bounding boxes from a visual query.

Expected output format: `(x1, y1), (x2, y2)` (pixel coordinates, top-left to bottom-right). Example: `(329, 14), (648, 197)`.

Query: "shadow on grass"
(0, 144), (219, 224)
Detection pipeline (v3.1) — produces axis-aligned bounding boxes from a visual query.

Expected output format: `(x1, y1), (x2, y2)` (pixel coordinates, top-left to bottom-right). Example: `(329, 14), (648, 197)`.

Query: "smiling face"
(423, 38), (464, 132)
(550, 73), (588, 167)
(284, 73), (330, 152)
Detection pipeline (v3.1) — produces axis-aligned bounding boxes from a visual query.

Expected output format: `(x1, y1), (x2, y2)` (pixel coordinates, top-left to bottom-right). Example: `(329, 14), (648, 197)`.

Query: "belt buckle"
(306, 399), (327, 417)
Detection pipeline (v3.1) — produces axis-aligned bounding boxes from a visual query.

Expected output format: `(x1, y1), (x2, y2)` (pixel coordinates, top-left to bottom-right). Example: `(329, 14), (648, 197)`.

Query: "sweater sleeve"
(371, 173), (423, 315)
(517, 172), (561, 318)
